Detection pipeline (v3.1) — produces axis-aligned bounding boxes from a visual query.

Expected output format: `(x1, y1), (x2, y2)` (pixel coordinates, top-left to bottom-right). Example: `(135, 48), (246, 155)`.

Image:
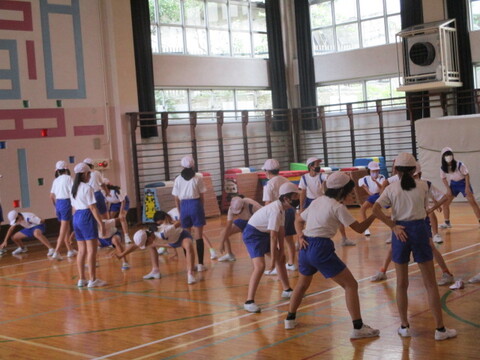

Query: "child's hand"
(109, 250), (121, 260)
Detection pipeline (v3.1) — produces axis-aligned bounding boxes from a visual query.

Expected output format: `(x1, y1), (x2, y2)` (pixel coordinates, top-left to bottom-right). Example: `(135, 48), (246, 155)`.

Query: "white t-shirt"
(105, 189), (127, 204)
(88, 170), (104, 192)
(301, 196), (355, 238)
(387, 174), (400, 184)
(262, 175), (289, 202)
(99, 218), (118, 239)
(168, 208), (180, 221)
(376, 179), (429, 221)
(440, 161), (468, 182)
(155, 223), (183, 243)
(227, 197), (262, 221)
(71, 182), (96, 210)
(358, 175), (386, 194)
(298, 173), (327, 199)
(172, 174), (206, 200)
(50, 174), (73, 199)
(423, 179), (445, 209)
(14, 212), (42, 229)
(247, 200), (285, 233)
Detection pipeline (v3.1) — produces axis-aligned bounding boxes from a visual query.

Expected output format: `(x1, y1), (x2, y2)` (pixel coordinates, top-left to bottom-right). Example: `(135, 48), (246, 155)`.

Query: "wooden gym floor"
(0, 203), (479, 359)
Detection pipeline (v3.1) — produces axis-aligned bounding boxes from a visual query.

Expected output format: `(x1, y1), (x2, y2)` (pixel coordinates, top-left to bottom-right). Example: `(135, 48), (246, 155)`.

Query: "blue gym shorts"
(180, 198), (206, 228)
(56, 198), (72, 221)
(94, 190), (107, 215)
(167, 230), (192, 248)
(233, 219), (248, 231)
(20, 224), (46, 238)
(392, 219), (432, 264)
(73, 209), (98, 241)
(303, 197), (314, 209)
(109, 196), (130, 213)
(450, 179), (473, 197)
(366, 193), (380, 204)
(242, 224), (270, 258)
(285, 208), (296, 236)
(298, 236), (346, 278)
(99, 231), (122, 248)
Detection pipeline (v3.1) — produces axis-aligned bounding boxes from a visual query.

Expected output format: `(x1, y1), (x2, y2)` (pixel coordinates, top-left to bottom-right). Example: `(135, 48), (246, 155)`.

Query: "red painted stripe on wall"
(0, 0), (33, 31)
(73, 125), (104, 136)
(26, 40), (37, 79)
(0, 108), (66, 139)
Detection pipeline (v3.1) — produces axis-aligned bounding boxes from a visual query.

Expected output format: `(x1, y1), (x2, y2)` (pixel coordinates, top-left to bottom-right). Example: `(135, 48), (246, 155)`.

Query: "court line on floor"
(0, 334), (94, 358)
(94, 243), (480, 359)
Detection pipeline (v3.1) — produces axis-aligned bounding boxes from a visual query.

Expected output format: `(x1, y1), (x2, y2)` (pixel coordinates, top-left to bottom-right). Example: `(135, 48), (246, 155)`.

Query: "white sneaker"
(350, 324), (380, 339)
(437, 273), (454, 286)
(286, 263), (297, 271)
(218, 253), (236, 262)
(244, 302), (261, 313)
(209, 248), (218, 260)
(364, 229), (371, 236)
(449, 280), (464, 290)
(67, 250), (77, 257)
(281, 289), (293, 298)
(370, 271), (387, 282)
(385, 237), (392, 244)
(397, 326), (411, 337)
(47, 248), (55, 257)
(468, 273), (480, 283)
(0, 248), (6, 255)
(196, 264), (206, 272)
(121, 262), (130, 270)
(439, 223), (452, 229)
(433, 234), (443, 243)
(187, 274), (197, 284)
(77, 279), (88, 287)
(435, 328), (457, 341)
(157, 247), (168, 255)
(124, 234), (132, 244)
(341, 238), (356, 246)
(284, 319), (297, 330)
(264, 268), (277, 276)
(143, 271), (161, 279)
(12, 247), (27, 255)
(52, 252), (63, 261)
(87, 279), (107, 288)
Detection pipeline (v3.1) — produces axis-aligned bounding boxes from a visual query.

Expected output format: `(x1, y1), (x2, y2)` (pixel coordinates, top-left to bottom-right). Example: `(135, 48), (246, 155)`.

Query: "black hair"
(147, 225), (157, 233)
(55, 169), (70, 178)
(181, 167), (196, 181)
(71, 172), (88, 199)
(395, 166), (416, 190)
(441, 151), (457, 173)
(324, 180), (355, 201)
(267, 169), (280, 175)
(107, 184), (121, 196)
(153, 210), (172, 223)
(86, 163), (93, 169)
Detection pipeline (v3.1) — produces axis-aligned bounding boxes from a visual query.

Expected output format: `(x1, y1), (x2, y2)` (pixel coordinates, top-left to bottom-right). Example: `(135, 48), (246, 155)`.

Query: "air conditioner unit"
(396, 19), (462, 92)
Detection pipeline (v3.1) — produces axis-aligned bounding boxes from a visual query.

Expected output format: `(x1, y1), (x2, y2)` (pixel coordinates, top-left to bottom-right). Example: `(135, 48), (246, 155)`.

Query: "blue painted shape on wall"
(17, 148), (30, 208)
(40, 0), (86, 99)
(0, 40), (21, 99)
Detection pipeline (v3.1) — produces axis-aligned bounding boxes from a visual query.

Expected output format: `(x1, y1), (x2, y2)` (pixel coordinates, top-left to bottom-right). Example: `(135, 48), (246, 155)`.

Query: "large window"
(472, 0), (480, 30)
(317, 77), (403, 108)
(155, 88), (272, 116)
(150, 0), (268, 58)
(310, 0), (401, 54)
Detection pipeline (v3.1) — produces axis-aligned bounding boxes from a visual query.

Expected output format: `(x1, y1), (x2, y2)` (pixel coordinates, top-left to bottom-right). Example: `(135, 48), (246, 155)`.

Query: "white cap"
(230, 197), (244, 214)
(8, 210), (18, 226)
(181, 155), (194, 168)
(326, 172), (351, 189)
(83, 158), (93, 165)
(55, 160), (67, 170)
(367, 161), (380, 170)
(102, 178), (110, 185)
(306, 157), (321, 167)
(74, 162), (91, 174)
(414, 162), (421, 176)
(133, 229), (148, 249)
(279, 182), (299, 196)
(395, 152), (416, 167)
(262, 159), (280, 171)
(441, 147), (453, 156)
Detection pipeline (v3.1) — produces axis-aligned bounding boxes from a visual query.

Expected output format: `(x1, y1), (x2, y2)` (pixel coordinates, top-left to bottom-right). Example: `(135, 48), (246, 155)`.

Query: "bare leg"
(284, 235), (296, 266)
(288, 274), (313, 313)
(76, 241), (87, 280)
(33, 229), (53, 250)
(466, 193), (480, 219)
(182, 238), (195, 275)
(55, 220), (72, 253)
(111, 236), (126, 262)
(149, 247), (160, 272)
(442, 196), (453, 222)
(247, 257), (266, 301)
(86, 239), (97, 280)
(430, 239), (450, 274)
(11, 232), (26, 248)
(394, 262), (409, 327)
(331, 267), (361, 320)
(429, 212), (439, 236)
(418, 260), (444, 328)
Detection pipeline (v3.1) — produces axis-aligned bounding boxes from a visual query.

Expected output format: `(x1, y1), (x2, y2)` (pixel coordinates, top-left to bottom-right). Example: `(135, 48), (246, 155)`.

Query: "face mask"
(445, 155), (453, 163)
(371, 172), (378, 179)
(289, 199), (300, 208)
(314, 166), (321, 173)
